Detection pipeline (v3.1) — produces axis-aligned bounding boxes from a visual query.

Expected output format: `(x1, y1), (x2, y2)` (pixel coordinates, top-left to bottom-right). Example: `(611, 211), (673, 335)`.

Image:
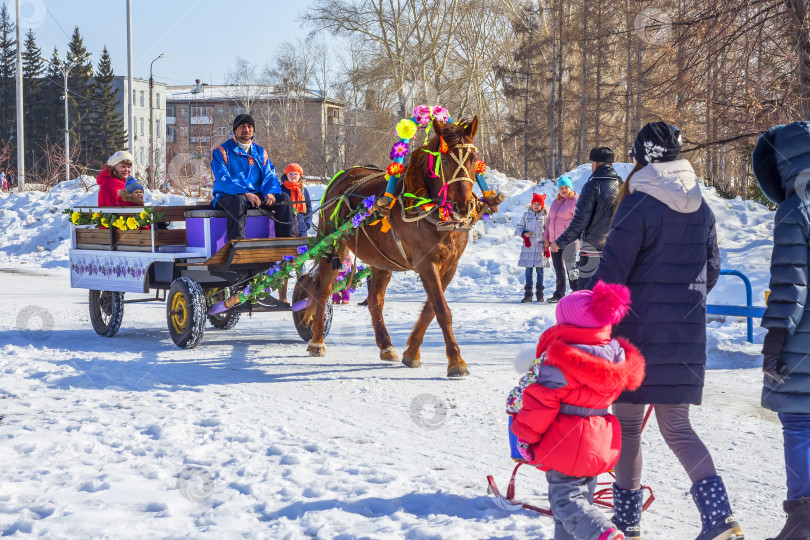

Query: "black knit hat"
(589, 146), (614, 163)
(232, 114), (255, 132)
(632, 122), (682, 165)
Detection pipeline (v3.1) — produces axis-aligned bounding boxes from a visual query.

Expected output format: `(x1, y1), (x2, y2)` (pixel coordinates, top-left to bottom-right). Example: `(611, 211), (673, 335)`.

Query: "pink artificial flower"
(432, 106), (449, 122)
(413, 104), (432, 126)
(390, 141), (409, 159)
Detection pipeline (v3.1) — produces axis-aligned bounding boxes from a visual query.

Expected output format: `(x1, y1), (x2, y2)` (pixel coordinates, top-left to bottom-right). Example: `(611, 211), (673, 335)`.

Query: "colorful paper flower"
(432, 106), (449, 122)
(395, 119), (417, 140)
(387, 162), (405, 177)
(362, 195), (376, 209)
(283, 255), (294, 261)
(413, 105), (432, 126)
(297, 245), (308, 254)
(91, 212), (101, 220)
(126, 217), (139, 230)
(475, 159), (487, 174)
(439, 137), (449, 154)
(112, 216), (127, 230)
(139, 210), (150, 220)
(71, 211), (80, 224)
(482, 213), (491, 221)
(390, 141), (409, 159)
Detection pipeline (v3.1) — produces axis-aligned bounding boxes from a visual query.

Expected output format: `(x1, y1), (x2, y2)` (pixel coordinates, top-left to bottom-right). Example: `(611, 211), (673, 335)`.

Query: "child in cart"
(507, 281), (645, 540)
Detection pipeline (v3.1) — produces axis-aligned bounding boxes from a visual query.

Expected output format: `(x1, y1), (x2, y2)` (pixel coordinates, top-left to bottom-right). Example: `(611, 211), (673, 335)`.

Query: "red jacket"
(97, 167), (136, 206)
(511, 332), (644, 477)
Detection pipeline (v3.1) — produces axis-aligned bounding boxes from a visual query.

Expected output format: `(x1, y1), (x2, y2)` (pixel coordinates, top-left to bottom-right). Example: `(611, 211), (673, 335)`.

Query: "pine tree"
(42, 47), (64, 148)
(0, 5), (16, 145)
(22, 28), (44, 173)
(65, 27), (93, 165)
(91, 47), (126, 167)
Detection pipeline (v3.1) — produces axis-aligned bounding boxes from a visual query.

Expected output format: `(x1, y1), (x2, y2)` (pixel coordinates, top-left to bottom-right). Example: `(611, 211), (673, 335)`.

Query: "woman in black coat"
(589, 122), (743, 540)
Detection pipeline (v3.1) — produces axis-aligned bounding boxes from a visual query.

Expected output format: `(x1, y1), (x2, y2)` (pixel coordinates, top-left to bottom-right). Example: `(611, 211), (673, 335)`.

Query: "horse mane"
(403, 120), (473, 196)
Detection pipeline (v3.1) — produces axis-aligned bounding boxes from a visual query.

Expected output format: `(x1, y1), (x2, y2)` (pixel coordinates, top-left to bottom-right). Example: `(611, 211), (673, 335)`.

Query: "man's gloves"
(763, 327), (789, 384)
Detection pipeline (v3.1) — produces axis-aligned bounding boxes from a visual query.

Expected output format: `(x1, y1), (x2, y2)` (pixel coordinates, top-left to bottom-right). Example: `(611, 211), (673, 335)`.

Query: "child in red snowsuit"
(507, 281), (645, 540)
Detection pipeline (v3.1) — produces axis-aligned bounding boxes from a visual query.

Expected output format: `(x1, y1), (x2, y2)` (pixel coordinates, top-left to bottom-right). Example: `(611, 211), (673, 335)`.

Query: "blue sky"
(4, 0), (318, 85)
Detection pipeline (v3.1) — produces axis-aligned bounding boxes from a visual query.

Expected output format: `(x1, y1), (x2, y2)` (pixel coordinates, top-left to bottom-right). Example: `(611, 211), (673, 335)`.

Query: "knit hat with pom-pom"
(556, 281), (631, 328)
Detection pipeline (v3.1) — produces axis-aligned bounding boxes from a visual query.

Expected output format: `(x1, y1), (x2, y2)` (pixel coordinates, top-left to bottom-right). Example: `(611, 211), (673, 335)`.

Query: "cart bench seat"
(191, 237), (309, 266)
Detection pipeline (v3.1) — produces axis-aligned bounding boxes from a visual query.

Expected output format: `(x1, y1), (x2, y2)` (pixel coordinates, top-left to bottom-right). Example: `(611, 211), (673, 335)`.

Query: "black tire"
(89, 290), (124, 337)
(291, 278), (333, 342)
(167, 277), (206, 348)
(206, 288), (241, 330)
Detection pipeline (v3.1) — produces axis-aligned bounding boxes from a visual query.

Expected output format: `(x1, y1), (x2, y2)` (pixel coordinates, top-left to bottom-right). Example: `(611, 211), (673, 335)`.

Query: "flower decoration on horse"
(374, 104), (505, 229)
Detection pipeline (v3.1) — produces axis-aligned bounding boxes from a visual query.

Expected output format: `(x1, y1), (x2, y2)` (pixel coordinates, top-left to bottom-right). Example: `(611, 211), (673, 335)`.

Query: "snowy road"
(0, 266), (784, 539)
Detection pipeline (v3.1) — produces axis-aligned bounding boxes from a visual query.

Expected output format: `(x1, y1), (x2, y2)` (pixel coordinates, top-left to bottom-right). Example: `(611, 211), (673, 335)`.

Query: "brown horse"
(302, 117), (481, 377)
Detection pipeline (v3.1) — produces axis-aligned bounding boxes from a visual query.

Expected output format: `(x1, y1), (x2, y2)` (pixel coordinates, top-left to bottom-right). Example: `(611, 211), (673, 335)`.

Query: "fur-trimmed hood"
(542, 338), (645, 394)
(629, 160), (703, 213)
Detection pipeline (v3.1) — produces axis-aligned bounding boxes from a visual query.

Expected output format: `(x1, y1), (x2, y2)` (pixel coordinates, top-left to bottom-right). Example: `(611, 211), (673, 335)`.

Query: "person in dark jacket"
(279, 163), (312, 237)
(551, 147), (622, 291)
(752, 121), (810, 540)
(588, 122), (743, 540)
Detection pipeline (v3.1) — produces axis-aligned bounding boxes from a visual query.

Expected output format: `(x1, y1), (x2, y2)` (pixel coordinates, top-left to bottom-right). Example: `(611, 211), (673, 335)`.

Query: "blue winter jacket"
(210, 138), (281, 207)
(280, 174), (313, 236)
(758, 122), (810, 413)
(589, 159), (721, 405)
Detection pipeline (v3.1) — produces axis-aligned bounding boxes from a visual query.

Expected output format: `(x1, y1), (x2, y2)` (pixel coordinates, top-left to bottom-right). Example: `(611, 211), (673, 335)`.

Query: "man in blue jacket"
(551, 147), (622, 290)
(211, 114), (294, 240)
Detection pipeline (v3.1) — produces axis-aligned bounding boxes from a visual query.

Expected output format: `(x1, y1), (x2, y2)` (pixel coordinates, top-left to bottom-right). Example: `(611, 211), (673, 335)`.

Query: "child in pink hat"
(507, 281), (645, 540)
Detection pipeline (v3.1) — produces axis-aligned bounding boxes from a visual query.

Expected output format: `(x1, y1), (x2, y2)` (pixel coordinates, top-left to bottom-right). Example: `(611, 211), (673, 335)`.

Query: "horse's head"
(413, 116), (479, 220)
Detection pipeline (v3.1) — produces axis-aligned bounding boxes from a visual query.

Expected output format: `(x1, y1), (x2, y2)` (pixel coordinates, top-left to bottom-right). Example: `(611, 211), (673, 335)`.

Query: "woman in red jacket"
(97, 151), (143, 206)
(508, 281), (644, 540)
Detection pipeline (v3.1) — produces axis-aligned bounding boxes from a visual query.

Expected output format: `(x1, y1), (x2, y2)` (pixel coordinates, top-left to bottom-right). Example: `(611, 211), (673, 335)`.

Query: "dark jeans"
(551, 246), (577, 298)
(780, 412), (810, 500)
(576, 253), (601, 291)
(215, 192), (295, 240)
(524, 267), (544, 293)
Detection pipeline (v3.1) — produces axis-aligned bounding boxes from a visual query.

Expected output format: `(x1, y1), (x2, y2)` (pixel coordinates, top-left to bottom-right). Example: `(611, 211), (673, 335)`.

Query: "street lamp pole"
(149, 54), (165, 189)
(41, 54), (82, 183)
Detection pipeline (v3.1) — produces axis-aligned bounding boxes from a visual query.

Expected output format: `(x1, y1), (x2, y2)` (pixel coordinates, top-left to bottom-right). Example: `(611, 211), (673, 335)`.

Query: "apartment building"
(112, 76), (168, 181)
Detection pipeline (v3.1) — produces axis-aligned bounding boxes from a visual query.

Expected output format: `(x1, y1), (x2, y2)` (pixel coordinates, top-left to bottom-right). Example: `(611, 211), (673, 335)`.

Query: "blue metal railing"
(706, 269), (766, 343)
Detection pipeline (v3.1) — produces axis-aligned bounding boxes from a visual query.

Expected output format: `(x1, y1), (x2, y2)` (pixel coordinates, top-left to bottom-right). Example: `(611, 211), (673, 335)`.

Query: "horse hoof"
(447, 364), (470, 378)
(380, 346), (398, 362)
(307, 341), (326, 357)
(402, 354), (421, 368)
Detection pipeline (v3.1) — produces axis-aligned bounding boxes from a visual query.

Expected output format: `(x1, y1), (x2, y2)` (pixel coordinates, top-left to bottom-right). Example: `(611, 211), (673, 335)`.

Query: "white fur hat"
(107, 150), (134, 167)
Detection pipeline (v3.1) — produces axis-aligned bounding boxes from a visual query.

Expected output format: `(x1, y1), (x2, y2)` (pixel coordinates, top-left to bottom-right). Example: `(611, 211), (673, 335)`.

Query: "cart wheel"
(89, 290), (124, 337)
(206, 287), (241, 330)
(167, 277), (206, 348)
(291, 279), (333, 342)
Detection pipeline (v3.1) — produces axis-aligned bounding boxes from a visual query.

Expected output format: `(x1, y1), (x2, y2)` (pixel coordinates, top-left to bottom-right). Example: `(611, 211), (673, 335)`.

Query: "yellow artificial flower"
(71, 211), (80, 224)
(91, 212), (100, 220)
(395, 119), (417, 140)
(126, 217), (139, 230)
(139, 210), (150, 220)
(113, 216), (127, 230)
(100, 218), (109, 228)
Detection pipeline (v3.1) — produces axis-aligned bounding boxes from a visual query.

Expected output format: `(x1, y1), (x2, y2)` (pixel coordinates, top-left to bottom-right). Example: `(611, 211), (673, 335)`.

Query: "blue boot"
(612, 484), (643, 539)
(690, 476), (744, 540)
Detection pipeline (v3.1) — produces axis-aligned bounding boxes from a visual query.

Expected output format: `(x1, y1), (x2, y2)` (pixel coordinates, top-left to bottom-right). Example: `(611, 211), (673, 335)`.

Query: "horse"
(301, 117), (482, 378)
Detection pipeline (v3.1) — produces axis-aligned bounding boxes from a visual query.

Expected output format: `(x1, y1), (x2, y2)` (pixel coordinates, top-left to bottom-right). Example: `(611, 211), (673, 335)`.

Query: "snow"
(0, 167), (783, 538)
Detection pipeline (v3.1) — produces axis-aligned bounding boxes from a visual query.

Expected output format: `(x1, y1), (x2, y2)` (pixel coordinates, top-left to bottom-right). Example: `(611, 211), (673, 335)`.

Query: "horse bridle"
(435, 142), (477, 221)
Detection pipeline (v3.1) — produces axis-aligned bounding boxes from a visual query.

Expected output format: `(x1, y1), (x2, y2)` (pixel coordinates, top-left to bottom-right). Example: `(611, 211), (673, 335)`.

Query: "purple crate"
(186, 215), (276, 256)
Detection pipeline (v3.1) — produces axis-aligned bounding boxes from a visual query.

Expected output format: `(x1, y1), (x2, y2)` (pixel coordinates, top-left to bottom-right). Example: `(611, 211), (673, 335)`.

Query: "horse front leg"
(366, 268), (397, 362)
(403, 260), (459, 369)
(414, 262), (469, 378)
(306, 257), (341, 357)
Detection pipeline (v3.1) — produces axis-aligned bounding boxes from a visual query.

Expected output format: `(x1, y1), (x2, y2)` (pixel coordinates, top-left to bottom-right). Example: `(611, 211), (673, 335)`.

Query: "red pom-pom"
(589, 281), (631, 326)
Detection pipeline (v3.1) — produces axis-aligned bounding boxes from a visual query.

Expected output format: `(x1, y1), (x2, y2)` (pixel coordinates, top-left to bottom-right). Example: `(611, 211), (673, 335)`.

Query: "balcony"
(190, 136), (211, 144)
(190, 116), (212, 125)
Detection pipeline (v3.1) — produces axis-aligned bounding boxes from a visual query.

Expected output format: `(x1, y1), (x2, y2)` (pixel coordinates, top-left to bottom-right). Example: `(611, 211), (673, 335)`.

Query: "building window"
(156, 120), (161, 138)
(140, 117), (144, 136)
(180, 107), (188, 118)
(132, 89), (136, 104)
(216, 126), (228, 136)
(156, 93), (161, 108)
(167, 125), (175, 142)
(232, 106), (244, 116)
(140, 91), (144, 107)
(167, 105), (175, 117)
(217, 107), (224, 116)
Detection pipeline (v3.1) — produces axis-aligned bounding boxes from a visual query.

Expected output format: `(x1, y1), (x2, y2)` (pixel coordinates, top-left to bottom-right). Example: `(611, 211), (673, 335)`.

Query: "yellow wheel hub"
(170, 292), (188, 333)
